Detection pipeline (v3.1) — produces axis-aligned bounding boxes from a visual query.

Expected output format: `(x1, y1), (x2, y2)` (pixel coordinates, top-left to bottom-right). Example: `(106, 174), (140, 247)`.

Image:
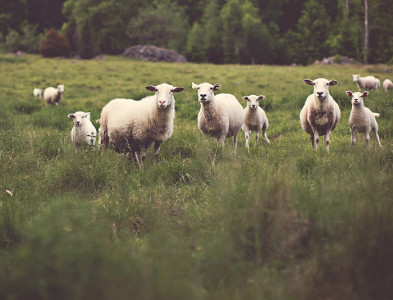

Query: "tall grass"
(0, 54), (392, 299)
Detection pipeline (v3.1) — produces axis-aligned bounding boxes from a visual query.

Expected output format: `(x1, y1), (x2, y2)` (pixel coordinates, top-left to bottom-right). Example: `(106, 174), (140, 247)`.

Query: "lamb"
(346, 91), (381, 147)
(352, 74), (380, 91)
(43, 84), (65, 105)
(33, 88), (42, 98)
(98, 83), (184, 167)
(300, 78), (340, 151)
(191, 82), (244, 154)
(383, 79), (393, 92)
(242, 95), (269, 151)
(67, 111), (97, 150)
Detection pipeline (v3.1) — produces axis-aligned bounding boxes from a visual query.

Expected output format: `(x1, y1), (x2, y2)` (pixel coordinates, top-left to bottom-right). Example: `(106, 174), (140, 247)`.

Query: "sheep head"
(192, 82), (221, 103)
(346, 90), (368, 106)
(67, 111), (90, 127)
(146, 83), (184, 109)
(243, 95), (265, 110)
(304, 78), (338, 101)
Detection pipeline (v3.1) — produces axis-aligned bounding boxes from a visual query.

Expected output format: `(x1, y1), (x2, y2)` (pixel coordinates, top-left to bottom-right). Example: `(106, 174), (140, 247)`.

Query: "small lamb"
(44, 84), (65, 105)
(346, 91), (381, 147)
(98, 83), (184, 167)
(192, 82), (244, 154)
(300, 78), (340, 151)
(352, 74), (380, 91)
(242, 95), (269, 151)
(383, 79), (393, 92)
(33, 88), (42, 98)
(67, 111), (97, 150)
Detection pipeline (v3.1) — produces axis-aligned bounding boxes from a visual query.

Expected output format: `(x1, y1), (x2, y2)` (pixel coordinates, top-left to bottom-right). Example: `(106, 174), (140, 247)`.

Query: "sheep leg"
(140, 147), (147, 164)
(262, 127), (270, 144)
(218, 135), (226, 147)
(351, 129), (357, 147)
(153, 141), (162, 162)
(313, 132), (320, 151)
(365, 129), (371, 146)
(324, 130), (331, 152)
(245, 129), (250, 152)
(131, 151), (141, 169)
(373, 127), (382, 147)
(255, 130), (259, 146)
(309, 134), (315, 149)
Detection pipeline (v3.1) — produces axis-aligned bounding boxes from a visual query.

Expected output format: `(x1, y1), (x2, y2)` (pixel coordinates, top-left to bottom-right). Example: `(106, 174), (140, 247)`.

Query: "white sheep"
(346, 91), (381, 147)
(352, 74), (380, 91)
(300, 78), (340, 151)
(67, 111), (97, 150)
(98, 83), (184, 167)
(383, 79), (393, 92)
(44, 84), (65, 105)
(33, 88), (42, 98)
(192, 82), (244, 154)
(242, 95), (269, 151)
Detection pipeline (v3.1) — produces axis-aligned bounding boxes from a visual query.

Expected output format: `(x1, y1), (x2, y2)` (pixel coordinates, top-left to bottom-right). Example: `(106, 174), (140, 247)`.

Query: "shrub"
(1, 23), (43, 53)
(39, 28), (70, 58)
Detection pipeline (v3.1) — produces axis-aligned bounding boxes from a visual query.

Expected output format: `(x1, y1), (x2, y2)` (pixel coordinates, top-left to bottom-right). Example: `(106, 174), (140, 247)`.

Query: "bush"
(0, 23), (43, 54)
(39, 28), (70, 58)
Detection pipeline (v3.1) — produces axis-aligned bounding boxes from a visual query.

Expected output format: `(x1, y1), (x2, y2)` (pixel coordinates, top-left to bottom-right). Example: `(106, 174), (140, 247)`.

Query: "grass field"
(1, 54), (393, 299)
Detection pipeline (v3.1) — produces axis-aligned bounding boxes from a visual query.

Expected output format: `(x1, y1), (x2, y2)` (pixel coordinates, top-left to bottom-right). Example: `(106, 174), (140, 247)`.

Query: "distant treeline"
(1, 0), (392, 64)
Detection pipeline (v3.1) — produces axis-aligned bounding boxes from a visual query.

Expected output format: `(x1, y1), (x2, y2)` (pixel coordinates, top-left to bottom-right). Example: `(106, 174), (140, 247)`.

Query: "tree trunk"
(364, 0), (369, 64)
(345, 0), (349, 17)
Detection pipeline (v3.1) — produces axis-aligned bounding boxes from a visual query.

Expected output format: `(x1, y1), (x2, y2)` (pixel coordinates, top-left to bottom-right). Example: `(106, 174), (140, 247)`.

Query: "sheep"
(352, 74), (380, 91)
(44, 84), (65, 105)
(242, 94), (269, 152)
(346, 91), (381, 147)
(33, 88), (42, 98)
(98, 83), (184, 167)
(191, 82), (244, 154)
(300, 78), (340, 151)
(67, 111), (97, 150)
(383, 79), (393, 92)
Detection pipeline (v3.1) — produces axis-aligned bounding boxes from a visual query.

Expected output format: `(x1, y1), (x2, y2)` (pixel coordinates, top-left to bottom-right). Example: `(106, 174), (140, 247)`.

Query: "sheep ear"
(346, 91), (353, 98)
(191, 82), (198, 90)
(86, 112), (91, 118)
(67, 114), (75, 119)
(257, 95), (265, 101)
(329, 80), (338, 86)
(146, 85), (157, 92)
(173, 87), (184, 93)
(362, 91), (369, 98)
(242, 96), (249, 101)
(304, 79), (315, 86)
(213, 83), (221, 91)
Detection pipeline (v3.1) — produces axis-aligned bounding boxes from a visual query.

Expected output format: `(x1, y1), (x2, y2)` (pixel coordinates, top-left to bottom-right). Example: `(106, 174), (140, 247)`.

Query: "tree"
(39, 28), (70, 57)
(185, 22), (206, 62)
(364, 0), (369, 63)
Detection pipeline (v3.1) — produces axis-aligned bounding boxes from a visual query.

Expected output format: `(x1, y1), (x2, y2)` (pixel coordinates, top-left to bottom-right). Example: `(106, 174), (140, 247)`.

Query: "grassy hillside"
(1, 54), (393, 299)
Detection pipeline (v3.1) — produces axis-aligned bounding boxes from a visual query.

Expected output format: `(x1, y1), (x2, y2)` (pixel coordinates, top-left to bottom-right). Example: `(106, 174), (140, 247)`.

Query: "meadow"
(1, 54), (393, 300)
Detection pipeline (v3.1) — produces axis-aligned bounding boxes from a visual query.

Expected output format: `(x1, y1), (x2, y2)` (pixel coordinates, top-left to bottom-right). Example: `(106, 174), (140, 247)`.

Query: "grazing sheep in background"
(346, 91), (381, 147)
(192, 82), (244, 154)
(242, 94), (269, 152)
(383, 79), (393, 92)
(352, 74), (380, 91)
(67, 111), (97, 150)
(33, 88), (42, 98)
(300, 78), (340, 151)
(44, 84), (65, 105)
(98, 83), (184, 167)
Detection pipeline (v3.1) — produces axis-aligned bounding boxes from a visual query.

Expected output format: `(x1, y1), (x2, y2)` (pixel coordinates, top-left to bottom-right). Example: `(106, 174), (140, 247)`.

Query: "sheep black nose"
(200, 94), (206, 98)
(76, 121), (80, 125)
(251, 105), (256, 109)
(317, 92), (323, 96)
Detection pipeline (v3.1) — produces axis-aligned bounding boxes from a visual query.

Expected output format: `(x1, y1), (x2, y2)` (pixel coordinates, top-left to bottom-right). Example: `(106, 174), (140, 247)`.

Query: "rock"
(123, 45), (187, 63)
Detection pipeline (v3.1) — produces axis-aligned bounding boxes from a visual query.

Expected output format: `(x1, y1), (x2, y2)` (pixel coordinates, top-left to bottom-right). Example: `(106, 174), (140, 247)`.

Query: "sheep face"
(146, 83), (184, 109)
(67, 111), (91, 127)
(352, 74), (360, 82)
(304, 78), (338, 101)
(192, 82), (221, 103)
(57, 84), (65, 93)
(346, 90), (369, 106)
(243, 95), (265, 110)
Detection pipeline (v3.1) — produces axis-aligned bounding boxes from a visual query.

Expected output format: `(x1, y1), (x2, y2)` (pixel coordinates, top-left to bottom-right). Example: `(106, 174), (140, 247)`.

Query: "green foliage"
(127, 0), (189, 53)
(0, 22), (44, 53)
(77, 19), (97, 59)
(39, 28), (70, 57)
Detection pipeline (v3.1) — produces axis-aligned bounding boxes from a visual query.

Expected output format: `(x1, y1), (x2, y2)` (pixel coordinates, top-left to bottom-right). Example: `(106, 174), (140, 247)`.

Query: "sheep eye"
(210, 87), (213, 90)
(170, 89), (174, 93)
